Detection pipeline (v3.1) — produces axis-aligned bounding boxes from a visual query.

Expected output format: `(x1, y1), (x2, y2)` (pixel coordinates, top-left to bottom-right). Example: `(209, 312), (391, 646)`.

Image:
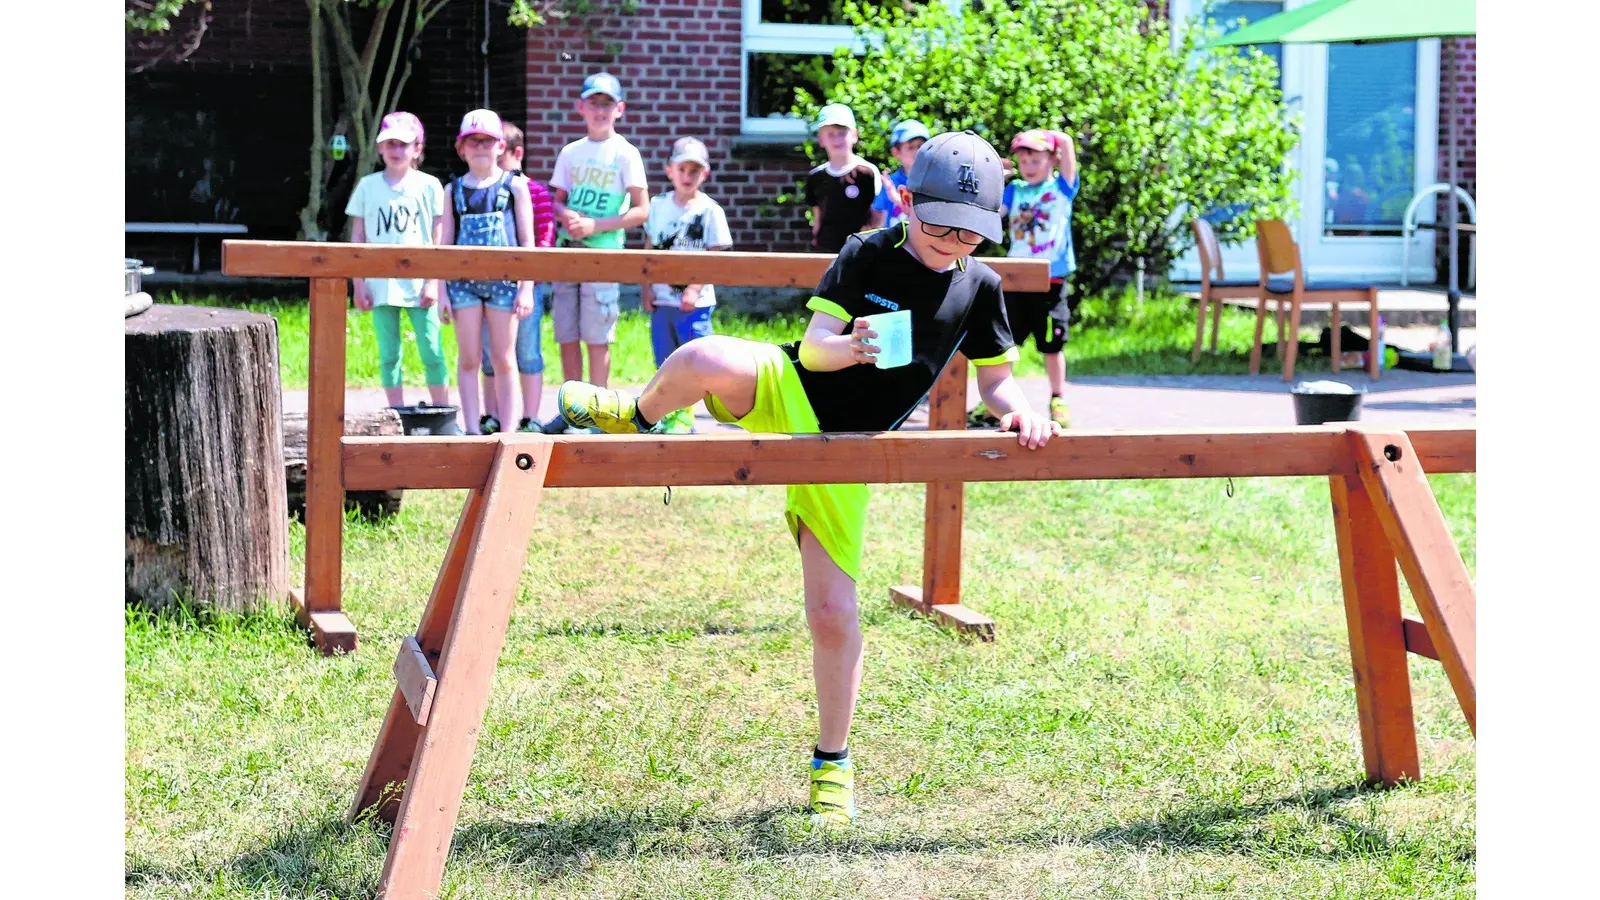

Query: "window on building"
(1323, 40), (1418, 234)
(1210, 1), (1284, 94)
(741, 1), (961, 135)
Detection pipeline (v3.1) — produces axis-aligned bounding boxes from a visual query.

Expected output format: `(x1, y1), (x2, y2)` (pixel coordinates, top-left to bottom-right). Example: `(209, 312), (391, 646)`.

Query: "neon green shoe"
(664, 408), (696, 434)
(1049, 396), (1071, 430)
(557, 381), (643, 434)
(808, 759), (855, 827)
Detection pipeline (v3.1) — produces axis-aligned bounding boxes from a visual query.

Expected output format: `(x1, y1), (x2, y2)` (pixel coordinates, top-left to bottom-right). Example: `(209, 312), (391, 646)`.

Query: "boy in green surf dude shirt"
(547, 71), (649, 401)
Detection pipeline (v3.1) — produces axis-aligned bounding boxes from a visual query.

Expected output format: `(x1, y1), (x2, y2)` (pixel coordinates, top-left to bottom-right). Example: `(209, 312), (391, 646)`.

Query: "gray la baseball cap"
(905, 130), (1006, 243)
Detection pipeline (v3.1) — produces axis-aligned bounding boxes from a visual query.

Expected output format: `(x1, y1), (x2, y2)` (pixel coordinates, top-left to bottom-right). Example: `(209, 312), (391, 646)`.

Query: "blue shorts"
(651, 305), (715, 367)
(482, 285), (544, 376)
(447, 279), (518, 311)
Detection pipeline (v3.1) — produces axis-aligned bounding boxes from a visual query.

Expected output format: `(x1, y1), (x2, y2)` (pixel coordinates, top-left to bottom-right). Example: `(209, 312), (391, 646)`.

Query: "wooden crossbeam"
(220, 241), (1055, 292)
(1402, 617), (1438, 660)
(341, 426), (1476, 492)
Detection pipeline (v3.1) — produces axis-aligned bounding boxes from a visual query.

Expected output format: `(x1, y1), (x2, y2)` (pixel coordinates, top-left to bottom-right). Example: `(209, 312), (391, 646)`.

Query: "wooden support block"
(889, 585), (996, 642)
(1350, 430), (1476, 734)
(1402, 616), (1438, 660)
(288, 588), (358, 655)
(393, 636), (437, 726)
(1328, 475), (1419, 786)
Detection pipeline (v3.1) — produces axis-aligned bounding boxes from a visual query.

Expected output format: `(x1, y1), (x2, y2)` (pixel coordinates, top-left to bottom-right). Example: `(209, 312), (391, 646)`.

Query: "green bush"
(786, 0), (1301, 296)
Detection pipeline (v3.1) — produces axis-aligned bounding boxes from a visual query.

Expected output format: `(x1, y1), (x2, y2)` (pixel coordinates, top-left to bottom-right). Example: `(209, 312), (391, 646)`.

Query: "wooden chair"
(1190, 217), (1263, 362)
(1253, 219), (1381, 381)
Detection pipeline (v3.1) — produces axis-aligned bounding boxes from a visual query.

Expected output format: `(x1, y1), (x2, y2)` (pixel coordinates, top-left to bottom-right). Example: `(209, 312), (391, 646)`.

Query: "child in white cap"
(641, 136), (734, 433)
(804, 103), (885, 254)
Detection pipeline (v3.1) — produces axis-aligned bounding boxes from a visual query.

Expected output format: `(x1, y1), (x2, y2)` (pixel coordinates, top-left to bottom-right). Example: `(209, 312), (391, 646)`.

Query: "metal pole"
(1445, 37), (1461, 356)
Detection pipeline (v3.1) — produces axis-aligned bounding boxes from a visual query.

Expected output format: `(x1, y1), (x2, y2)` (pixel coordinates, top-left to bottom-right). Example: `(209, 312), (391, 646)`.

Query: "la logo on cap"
(956, 164), (979, 195)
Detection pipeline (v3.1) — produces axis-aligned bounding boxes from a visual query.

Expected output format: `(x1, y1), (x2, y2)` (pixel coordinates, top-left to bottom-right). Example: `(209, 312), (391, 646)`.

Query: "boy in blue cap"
(871, 119), (930, 230)
(547, 71), (649, 411)
(556, 131), (1060, 828)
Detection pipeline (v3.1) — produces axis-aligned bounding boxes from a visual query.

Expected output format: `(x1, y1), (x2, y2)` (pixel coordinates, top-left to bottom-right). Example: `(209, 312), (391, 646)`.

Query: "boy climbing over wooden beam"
(556, 130), (1060, 827)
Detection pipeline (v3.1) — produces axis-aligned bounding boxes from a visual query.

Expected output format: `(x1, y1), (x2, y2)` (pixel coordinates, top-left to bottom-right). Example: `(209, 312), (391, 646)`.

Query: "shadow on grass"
(125, 782), (1472, 895)
(1085, 781), (1475, 863)
(126, 813), (388, 899)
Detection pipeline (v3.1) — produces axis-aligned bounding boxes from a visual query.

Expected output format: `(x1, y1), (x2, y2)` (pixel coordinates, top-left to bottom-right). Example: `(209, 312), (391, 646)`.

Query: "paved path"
(283, 368), (1474, 432)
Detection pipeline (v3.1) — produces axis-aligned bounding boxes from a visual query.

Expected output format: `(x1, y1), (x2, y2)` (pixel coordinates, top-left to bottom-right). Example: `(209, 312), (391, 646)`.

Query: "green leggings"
(371, 305), (449, 389)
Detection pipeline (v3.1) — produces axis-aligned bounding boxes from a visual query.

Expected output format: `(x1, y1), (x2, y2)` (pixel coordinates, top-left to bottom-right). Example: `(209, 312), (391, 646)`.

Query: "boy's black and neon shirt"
(781, 224), (1019, 433)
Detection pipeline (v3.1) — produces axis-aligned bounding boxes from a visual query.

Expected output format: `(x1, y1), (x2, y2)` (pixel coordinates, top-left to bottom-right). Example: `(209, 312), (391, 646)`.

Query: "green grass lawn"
(126, 473), (1475, 898)
(154, 288), (1335, 390)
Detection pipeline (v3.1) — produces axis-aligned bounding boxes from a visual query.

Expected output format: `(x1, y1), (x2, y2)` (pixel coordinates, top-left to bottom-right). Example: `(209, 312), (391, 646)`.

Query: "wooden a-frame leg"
(350, 487), (489, 823)
(1192, 292), (1208, 363)
(1329, 473), (1420, 785)
(357, 436), (553, 900)
(1350, 430), (1477, 733)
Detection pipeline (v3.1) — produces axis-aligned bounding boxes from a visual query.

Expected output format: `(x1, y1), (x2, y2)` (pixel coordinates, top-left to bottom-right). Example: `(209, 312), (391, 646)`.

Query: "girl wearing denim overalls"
(440, 109), (537, 435)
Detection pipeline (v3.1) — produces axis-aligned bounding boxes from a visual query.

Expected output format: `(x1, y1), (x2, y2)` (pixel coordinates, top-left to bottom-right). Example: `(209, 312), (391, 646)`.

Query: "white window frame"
(740, 0), (963, 136)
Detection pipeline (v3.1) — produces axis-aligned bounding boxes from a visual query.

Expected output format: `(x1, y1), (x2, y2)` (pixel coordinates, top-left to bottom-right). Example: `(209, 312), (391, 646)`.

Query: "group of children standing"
(344, 72), (731, 435)
(344, 75), (1081, 435)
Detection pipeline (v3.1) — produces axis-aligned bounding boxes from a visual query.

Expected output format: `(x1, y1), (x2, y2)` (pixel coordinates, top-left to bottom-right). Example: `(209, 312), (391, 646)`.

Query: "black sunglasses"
(919, 222), (986, 246)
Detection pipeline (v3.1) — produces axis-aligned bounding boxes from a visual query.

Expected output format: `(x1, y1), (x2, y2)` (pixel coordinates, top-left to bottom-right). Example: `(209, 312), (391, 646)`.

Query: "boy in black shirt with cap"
(556, 130), (1060, 827)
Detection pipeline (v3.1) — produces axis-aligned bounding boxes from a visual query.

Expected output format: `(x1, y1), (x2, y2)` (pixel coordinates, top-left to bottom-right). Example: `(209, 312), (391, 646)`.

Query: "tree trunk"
(126, 305), (289, 613)
(282, 408), (405, 520)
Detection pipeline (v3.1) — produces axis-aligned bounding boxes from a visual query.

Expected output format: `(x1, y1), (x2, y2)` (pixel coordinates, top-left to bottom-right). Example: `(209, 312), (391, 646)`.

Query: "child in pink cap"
(343, 110), (451, 411)
(439, 109), (539, 435)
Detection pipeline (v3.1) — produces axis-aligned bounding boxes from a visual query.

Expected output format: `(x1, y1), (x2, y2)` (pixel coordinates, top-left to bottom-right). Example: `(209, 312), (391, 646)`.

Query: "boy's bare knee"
(805, 585), (859, 638)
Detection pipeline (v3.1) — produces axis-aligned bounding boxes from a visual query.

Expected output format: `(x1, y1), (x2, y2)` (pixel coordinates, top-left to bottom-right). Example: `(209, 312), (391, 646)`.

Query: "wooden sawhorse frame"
(222, 240), (1053, 654)
(221, 242), (1473, 898)
(336, 426), (1473, 899)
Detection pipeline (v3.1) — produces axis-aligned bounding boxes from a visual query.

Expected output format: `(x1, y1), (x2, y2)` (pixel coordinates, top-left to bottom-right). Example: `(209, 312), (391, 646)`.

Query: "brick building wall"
(403, 1), (527, 176)
(521, 0), (814, 252)
(1434, 37), (1476, 283)
(1438, 37), (1476, 192)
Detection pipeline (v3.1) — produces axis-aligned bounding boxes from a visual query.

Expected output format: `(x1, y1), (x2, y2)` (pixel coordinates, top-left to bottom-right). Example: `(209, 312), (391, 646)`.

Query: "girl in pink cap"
(344, 111), (451, 410)
(440, 108), (538, 435)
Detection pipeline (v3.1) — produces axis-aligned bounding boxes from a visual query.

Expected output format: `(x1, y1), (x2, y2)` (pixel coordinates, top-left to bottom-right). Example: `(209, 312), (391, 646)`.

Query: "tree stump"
(282, 409), (405, 520)
(126, 305), (289, 613)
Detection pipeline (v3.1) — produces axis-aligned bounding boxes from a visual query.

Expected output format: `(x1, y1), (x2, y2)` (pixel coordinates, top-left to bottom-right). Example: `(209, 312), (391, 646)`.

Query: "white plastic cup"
(861, 309), (912, 369)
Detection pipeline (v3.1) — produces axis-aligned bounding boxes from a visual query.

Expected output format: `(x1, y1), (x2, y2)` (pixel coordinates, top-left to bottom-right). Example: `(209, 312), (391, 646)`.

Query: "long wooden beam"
(340, 426), (1476, 492)
(221, 241), (1055, 292)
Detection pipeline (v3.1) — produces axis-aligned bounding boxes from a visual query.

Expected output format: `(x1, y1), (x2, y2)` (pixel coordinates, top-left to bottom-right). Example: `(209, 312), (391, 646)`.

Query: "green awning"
(1207, 0), (1475, 47)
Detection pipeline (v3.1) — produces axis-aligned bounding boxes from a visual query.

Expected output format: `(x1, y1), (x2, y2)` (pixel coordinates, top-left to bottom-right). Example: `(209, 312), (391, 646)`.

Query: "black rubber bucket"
(393, 404), (461, 436)
(1290, 384), (1364, 425)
